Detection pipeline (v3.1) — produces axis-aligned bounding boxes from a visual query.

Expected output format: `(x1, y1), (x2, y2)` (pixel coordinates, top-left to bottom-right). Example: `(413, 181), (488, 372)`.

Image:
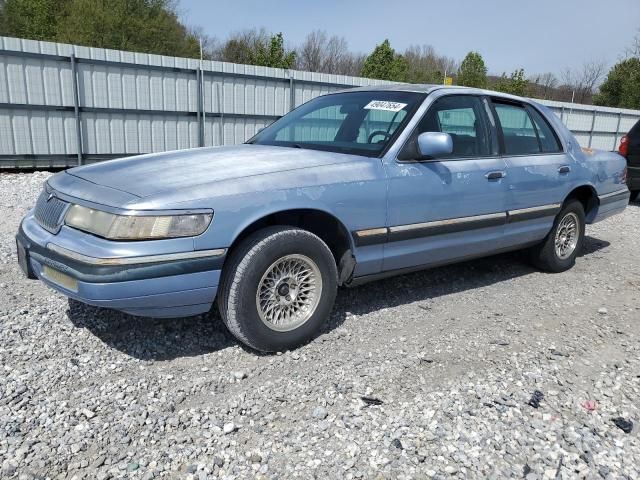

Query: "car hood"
(65, 145), (362, 198)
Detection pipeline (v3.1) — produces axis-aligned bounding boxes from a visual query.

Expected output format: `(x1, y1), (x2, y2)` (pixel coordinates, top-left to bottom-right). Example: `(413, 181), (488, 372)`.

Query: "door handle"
(485, 171), (506, 180)
(558, 165), (571, 174)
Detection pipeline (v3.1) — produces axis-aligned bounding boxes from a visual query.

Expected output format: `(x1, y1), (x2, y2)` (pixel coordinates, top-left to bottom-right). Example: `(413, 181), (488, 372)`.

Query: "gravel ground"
(1, 171), (639, 480)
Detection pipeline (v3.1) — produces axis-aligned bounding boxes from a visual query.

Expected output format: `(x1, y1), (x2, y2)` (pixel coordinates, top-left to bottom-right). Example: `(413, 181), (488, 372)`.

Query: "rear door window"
(526, 106), (562, 153)
(493, 103), (540, 155)
(493, 101), (562, 155)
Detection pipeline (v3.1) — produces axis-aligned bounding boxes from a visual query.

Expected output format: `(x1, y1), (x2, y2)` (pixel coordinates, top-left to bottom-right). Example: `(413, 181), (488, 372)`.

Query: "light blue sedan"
(16, 85), (629, 351)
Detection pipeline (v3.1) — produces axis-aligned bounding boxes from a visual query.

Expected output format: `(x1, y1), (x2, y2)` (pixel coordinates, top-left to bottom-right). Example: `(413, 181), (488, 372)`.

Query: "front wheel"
(529, 200), (585, 273)
(218, 226), (338, 352)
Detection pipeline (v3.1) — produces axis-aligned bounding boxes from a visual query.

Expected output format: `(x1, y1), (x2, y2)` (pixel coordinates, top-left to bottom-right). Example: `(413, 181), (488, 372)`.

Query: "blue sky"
(179, 0), (639, 76)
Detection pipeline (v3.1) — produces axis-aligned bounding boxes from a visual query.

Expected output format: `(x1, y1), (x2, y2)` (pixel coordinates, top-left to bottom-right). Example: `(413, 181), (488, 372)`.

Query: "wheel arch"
(225, 207), (356, 285)
(564, 184), (599, 223)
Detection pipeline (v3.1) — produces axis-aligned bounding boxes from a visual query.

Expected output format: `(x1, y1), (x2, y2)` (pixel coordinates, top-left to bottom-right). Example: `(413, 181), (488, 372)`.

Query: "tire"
(630, 190), (640, 202)
(529, 200), (585, 273)
(218, 226), (338, 352)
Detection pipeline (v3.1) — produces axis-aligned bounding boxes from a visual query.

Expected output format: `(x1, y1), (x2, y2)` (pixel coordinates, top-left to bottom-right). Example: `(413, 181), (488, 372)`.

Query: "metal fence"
(1, 36), (639, 169)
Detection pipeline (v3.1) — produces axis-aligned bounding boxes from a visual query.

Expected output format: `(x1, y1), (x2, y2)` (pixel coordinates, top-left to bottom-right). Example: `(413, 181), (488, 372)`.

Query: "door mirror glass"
(417, 132), (453, 159)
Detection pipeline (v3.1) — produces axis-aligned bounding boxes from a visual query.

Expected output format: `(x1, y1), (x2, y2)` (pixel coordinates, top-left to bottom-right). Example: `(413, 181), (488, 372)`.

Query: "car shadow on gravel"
(66, 299), (237, 361)
(66, 235), (609, 360)
(323, 235), (610, 332)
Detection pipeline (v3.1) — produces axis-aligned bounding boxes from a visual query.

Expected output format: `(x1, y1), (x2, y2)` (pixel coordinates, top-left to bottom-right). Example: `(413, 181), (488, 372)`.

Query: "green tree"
(0, 0), (203, 58)
(403, 44), (457, 84)
(593, 58), (640, 109)
(0, 0), (61, 40)
(361, 39), (408, 81)
(457, 51), (487, 88)
(254, 33), (296, 68)
(220, 37), (260, 65)
(218, 30), (295, 68)
(494, 69), (529, 96)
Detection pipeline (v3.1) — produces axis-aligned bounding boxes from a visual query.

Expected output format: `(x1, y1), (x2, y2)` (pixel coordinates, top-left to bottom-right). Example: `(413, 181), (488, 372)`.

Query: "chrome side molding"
(507, 204), (561, 223)
(388, 212), (507, 241)
(354, 203), (563, 245)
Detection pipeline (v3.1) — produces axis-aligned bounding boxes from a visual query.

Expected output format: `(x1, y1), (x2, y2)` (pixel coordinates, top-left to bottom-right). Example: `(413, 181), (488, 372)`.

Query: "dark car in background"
(619, 120), (640, 201)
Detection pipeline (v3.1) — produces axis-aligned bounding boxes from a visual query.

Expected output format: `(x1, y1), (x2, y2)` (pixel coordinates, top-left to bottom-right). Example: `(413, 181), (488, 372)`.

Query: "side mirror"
(417, 132), (453, 159)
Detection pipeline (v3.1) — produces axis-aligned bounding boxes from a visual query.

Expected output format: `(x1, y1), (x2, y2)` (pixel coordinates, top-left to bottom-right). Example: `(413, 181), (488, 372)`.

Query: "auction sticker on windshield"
(364, 100), (407, 112)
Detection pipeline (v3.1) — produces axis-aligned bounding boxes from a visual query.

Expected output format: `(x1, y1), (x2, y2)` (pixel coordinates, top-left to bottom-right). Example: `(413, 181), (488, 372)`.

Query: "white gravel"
(1, 171), (639, 479)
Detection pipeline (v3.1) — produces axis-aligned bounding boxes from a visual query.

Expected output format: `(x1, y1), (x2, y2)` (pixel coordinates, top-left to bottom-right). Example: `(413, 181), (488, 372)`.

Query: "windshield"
(247, 91), (425, 157)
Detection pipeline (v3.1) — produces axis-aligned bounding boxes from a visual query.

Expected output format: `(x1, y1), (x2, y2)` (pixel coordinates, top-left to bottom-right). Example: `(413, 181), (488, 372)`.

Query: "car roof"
(332, 83), (534, 104)
(334, 83), (440, 94)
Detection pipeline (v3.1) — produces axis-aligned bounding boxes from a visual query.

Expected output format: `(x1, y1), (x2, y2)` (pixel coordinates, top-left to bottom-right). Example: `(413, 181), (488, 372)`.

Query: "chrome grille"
(33, 190), (69, 233)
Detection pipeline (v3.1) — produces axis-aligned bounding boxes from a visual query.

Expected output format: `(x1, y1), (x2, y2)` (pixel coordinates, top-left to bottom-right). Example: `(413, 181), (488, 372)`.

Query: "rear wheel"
(218, 226), (338, 352)
(529, 200), (585, 273)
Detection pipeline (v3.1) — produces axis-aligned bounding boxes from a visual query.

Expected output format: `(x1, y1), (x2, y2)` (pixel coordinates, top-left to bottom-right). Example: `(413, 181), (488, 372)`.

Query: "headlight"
(64, 205), (212, 240)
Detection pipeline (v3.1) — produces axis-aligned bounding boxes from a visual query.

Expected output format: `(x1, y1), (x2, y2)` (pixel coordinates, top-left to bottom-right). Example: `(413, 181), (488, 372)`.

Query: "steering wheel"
(367, 130), (391, 143)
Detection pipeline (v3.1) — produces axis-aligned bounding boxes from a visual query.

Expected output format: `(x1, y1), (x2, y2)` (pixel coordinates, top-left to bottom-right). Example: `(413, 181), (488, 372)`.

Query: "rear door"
(490, 99), (570, 247)
(381, 93), (509, 272)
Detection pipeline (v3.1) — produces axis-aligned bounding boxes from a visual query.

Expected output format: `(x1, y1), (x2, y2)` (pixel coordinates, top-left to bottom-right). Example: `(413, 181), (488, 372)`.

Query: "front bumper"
(17, 213), (225, 318)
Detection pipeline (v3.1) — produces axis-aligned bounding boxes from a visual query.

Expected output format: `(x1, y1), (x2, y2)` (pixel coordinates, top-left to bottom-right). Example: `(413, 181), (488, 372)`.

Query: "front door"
(383, 94), (510, 272)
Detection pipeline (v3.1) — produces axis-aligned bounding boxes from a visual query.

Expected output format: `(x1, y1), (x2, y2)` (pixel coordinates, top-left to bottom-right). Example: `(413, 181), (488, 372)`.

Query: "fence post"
(217, 81), (224, 146)
(289, 74), (295, 112)
(613, 111), (622, 151)
(201, 69), (206, 146)
(588, 109), (596, 148)
(70, 54), (83, 166)
(196, 68), (204, 147)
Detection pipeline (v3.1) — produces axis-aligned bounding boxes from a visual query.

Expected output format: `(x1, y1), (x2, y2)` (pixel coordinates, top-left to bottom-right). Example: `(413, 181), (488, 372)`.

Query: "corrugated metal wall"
(1, 36), (639, 168)
(542, 99), (639, 151)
